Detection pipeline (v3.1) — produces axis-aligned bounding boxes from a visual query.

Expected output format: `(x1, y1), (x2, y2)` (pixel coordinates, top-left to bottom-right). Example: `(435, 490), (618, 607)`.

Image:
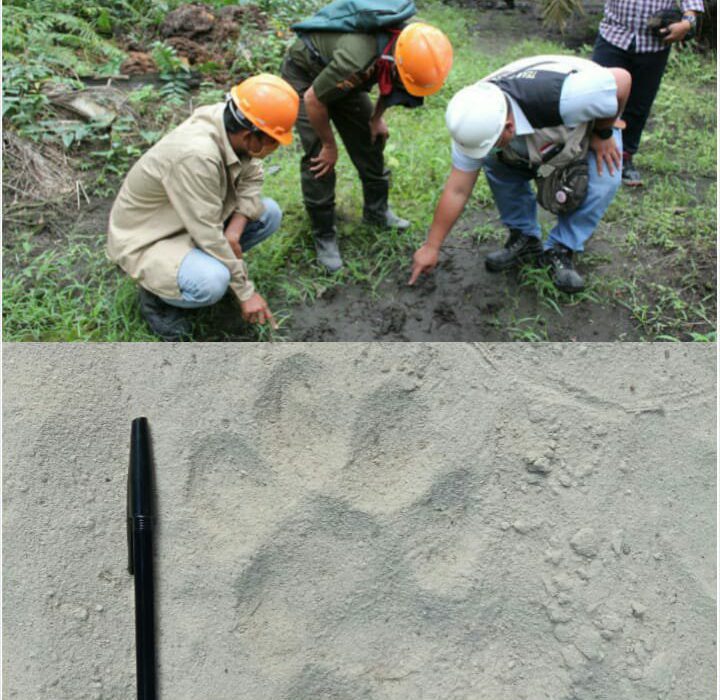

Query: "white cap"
(445, 82), (508, 159)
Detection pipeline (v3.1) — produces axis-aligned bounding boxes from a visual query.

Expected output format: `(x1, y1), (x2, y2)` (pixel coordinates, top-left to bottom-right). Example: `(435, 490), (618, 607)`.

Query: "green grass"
(2, 0), (716, 341)
(3, 233), (157, 341)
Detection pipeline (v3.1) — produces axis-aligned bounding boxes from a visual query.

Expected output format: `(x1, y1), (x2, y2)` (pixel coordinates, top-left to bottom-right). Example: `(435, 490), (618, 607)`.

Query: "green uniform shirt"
(287, 32), (379, 104)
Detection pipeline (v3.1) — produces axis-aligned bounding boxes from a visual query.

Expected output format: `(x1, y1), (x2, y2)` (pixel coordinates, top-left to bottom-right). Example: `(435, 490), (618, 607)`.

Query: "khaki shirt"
(287, 32), (378, 104)
(107, 103), (264, 302)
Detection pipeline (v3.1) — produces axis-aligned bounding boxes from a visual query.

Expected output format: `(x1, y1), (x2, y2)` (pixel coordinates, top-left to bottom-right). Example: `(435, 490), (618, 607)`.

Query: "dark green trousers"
(281, 55), (390, 236)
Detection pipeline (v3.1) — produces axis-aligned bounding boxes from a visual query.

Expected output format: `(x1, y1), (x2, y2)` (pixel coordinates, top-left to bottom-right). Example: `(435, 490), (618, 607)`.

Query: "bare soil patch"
(120, 2), (269, 82)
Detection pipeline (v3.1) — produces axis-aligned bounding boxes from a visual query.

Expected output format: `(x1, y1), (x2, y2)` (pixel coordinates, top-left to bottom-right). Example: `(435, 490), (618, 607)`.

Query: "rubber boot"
(308, 208), (343, 273)
(361, 181), (410, 230)
(621, 152), (643, 187)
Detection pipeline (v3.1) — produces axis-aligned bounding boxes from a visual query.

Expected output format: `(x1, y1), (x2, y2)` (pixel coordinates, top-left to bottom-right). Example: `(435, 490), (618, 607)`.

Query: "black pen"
(127, 417), (157, 700)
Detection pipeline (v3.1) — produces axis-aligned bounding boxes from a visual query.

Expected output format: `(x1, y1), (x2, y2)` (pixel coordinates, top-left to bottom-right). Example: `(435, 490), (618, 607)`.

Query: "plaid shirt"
(599, 0), (704, 53)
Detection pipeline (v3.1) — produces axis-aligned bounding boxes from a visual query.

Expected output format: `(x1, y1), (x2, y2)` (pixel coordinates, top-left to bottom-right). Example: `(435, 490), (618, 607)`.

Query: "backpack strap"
(534, 123), (592, 177)
(297, 32), (329, 66)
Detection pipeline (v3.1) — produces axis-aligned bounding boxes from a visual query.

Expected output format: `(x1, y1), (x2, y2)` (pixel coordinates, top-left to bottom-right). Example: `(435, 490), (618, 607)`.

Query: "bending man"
(107, 74), (299, 340)
(282, 9), (453, 271)
(410, 55), (631, 293)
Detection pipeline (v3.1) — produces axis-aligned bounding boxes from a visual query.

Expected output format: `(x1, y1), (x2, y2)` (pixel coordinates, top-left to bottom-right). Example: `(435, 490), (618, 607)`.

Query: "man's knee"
(261, 197), (282, 234)
(179, 252), (230, 306)
(587, 142), (622, 202)
(593, 164), (622, 201)
(196, 266), (230, 305)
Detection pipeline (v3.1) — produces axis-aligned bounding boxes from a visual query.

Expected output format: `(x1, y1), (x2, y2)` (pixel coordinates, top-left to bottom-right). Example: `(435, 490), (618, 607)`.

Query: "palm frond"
(539, 0), (585, 33)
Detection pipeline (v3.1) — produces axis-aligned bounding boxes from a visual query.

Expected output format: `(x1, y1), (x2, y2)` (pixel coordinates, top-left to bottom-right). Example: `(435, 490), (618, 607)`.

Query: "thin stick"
(78, 180), (90, 205)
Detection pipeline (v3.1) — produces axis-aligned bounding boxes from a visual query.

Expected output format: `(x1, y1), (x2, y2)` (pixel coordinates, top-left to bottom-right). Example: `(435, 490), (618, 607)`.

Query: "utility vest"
(485, 55), (597, 173)
(486, 56), (603, 214)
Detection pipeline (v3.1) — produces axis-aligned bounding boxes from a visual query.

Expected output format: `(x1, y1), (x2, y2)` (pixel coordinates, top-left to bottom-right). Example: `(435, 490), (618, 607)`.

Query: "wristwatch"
(593, 127), (613, 140)
(682, 13), (698, 38)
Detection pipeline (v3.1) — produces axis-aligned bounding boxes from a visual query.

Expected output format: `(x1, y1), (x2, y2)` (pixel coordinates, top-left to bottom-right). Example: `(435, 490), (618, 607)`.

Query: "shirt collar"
(507, 95), (534, 136)
(212, 102), (242, 167)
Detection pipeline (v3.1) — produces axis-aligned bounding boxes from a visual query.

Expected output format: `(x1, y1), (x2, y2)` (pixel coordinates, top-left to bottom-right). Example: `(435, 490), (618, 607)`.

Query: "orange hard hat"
(395, 22), (453, 97)
(230, 74), (299, 146)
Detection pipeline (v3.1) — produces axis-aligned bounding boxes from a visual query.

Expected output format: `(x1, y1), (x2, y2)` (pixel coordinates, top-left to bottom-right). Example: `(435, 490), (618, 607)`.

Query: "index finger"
(604, 153), (615, 176)
(264, 307), (278, 330)
(408, 263), (422, 286)
(313, 166), (330, 179)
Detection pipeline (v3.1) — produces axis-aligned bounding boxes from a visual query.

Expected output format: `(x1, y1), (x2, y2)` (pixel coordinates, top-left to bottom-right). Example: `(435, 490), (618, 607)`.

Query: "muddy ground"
(208, 209), (643, 342)
(278, 246), (639, 343)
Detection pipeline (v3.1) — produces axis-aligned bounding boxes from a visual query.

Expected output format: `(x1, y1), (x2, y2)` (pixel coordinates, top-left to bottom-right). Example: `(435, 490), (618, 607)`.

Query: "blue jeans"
(481, 129), (622, 252)
(162, 197), (282, 309)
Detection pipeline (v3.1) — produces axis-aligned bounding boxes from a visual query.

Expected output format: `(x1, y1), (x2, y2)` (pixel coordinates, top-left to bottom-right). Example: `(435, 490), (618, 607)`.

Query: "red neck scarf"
(376, 29), (402, 96)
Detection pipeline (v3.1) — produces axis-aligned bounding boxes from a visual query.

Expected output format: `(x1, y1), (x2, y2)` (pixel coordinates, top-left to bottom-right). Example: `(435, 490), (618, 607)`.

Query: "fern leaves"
(4, 2), (125, 76)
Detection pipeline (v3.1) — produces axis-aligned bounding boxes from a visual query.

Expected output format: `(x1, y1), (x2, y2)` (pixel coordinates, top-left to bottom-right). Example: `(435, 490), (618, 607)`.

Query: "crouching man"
(409, 55), (631, 293)
(107, 74), (299, 340)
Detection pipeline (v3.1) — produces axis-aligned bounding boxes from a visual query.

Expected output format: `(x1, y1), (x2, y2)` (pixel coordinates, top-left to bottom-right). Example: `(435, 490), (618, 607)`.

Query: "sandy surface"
(3, 343), (716, 699)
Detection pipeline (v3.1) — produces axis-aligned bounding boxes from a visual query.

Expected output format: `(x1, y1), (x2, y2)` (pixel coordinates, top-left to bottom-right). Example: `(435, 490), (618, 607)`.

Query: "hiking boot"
(542, 245), (585, 293)
(308, 207), (343, 272)
(485, 229), (543, 272)
(362, 207), (410, 230)
(138, 287), (193, 341)
(622, 153), (642, 187)
(314, 235), (343, 272)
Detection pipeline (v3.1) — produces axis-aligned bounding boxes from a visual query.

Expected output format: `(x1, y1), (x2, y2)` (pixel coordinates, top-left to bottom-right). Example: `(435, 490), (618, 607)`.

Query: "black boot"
(361, 180), (409, 229)
(308, 208), (343, 272)
(363, 207), (411, 229)
(138, 287), (193, 341)
(485, 229), (543, 272)
(542, 245), (585, 293)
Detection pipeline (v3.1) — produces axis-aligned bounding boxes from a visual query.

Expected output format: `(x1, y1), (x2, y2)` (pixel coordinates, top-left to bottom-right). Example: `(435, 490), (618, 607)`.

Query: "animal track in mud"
(252, 351), (352, 479)
(339, 380), (440, 514)
(168, 350), (714, 700)
(184, 432), (273, 497)
(283, 664), (375, 700)
(232, 496), (384, 622)
(253, 352), (325, 426)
